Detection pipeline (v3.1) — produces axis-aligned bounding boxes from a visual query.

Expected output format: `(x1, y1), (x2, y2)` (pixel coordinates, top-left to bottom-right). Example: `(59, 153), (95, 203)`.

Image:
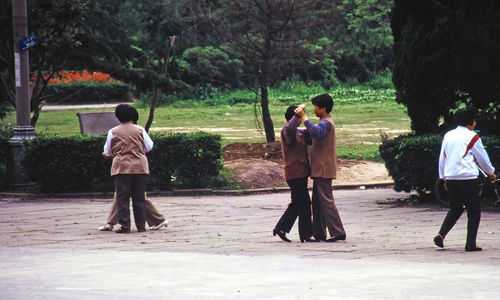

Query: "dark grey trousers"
(438, 179), (481, 248)
(113, 174), (148, 231)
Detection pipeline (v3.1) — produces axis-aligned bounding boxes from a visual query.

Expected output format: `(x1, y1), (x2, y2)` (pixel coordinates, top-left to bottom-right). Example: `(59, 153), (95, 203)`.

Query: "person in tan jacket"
(295, 94), (346, 242)
(99, 108), (167, 232)
(103, 104), (154, 233)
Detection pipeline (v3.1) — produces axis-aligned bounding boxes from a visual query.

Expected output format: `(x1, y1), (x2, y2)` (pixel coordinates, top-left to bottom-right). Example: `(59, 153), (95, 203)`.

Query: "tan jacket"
(110, 123), (150, 176)
(280, 130), (310, 181)
(310, 115), (336, 179)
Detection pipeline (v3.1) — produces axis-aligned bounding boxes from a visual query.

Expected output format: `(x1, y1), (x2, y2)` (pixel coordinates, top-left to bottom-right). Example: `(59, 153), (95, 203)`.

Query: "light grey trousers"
(312, 177), (346, 239)
(107, 192), (166, 227)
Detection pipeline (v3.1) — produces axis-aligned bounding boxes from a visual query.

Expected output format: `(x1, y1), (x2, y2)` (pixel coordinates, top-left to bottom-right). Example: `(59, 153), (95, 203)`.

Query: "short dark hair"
(455, 108), (476, 126)
(115, 104), (135, 123)
(311, 94), (333, 113)
(285, 105), (298, 121)
(131, 107), (139, 124)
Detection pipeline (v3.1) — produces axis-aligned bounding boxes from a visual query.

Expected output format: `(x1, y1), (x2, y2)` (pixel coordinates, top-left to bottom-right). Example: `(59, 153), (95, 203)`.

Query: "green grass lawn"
(0, 85), (411, 162)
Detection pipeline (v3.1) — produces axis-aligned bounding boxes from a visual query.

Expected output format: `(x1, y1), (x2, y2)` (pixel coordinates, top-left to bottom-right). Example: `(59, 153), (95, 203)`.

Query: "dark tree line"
(392, 0), (500, 135)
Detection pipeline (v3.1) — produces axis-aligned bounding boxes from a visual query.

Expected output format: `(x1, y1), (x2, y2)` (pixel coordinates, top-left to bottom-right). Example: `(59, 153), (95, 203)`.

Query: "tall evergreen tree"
(392, 0), (500, 134)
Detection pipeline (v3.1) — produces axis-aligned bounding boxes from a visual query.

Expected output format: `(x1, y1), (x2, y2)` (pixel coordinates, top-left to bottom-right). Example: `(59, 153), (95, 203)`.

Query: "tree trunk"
(260, 13), (275, 143)
(30, 105), (41, 127)
(29, 71), (53, 127)
(259, 67), (275, 142)
(144, 36), (176, 133)
(144, 89), (159, 132)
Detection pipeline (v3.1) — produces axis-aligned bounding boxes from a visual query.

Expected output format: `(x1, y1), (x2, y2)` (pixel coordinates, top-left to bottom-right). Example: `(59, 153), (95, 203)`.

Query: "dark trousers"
(312, 177), (345, 239)
(275, 177), (313, 240)
(113, 174), (148, 231)
(438, 179), (481, 248)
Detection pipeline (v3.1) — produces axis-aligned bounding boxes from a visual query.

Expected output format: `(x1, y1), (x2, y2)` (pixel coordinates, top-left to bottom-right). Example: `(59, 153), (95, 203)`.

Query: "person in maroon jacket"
(273, 105), (315, 242)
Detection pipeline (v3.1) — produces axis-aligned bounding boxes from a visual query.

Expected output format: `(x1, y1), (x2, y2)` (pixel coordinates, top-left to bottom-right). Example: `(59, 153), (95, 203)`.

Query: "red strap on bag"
(463, 134), (480, 158)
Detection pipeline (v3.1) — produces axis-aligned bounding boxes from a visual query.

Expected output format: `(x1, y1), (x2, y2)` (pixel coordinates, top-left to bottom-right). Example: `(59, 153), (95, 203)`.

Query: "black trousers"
(275, 177), (312, 240)
(113, 174), (148, 231)
(438, 179), (481, 248)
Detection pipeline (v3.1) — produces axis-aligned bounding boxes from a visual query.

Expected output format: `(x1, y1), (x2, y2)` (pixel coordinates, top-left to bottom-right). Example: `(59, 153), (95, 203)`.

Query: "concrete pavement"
(1, 188), (500, 299)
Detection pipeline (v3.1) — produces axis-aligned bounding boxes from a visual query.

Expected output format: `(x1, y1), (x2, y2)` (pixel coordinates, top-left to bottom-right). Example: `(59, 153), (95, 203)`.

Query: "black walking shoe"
(465, 246), (482, 252)
(273, 228), (291, 242)
(115, 227), (130, 234)
(433, 235), (444, 248)
(325, 235), (346, 242)
(300, 237), (321, 243)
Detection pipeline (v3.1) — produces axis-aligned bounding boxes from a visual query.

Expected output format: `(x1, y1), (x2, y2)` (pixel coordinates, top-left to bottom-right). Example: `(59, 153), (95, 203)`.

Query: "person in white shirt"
(434, 108), (497, 251)
(102, 104), (154, 233)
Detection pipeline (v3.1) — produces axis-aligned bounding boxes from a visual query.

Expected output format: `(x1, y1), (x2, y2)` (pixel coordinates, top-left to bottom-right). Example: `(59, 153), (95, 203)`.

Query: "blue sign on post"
(20, 33), (36, 51)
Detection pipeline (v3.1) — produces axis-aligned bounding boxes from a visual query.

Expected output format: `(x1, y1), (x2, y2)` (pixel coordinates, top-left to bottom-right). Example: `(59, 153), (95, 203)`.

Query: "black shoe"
(273, 228), (291, 242)
(115, 227), (130, 234)
(465, 246), (482, 252)
(433, 235), (444, 248)
(138, 228), (146, 233)
(325, 235), (346, 242)
(313, 236), (326, 241)
(300, 237), (321, 243)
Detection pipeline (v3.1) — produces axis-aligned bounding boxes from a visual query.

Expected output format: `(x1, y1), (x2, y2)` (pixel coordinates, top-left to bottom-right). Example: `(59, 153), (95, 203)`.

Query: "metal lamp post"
(7, 0), (36, 186)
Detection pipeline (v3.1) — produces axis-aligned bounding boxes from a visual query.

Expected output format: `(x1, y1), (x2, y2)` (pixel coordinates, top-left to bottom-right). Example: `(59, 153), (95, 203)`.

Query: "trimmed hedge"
(21, 132), (224, 192)
(148, 132), (223, 189)
(44, 82), (132, 104)
(22, 135), (111, 192)
(379, 134), (500, 196)
(0, 133), (10, 188)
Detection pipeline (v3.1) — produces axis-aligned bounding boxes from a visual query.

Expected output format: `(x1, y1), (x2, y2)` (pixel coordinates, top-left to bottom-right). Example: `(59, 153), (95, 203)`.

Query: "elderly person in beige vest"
(273, 105), (315, 243)
(103, 104), (154, 233)
(295, 94), (346, 242)
(99, 108), (167, 232)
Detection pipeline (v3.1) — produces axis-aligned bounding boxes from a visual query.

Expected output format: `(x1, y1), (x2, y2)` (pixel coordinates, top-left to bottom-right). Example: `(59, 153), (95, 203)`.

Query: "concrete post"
(7, 0), (36, 186)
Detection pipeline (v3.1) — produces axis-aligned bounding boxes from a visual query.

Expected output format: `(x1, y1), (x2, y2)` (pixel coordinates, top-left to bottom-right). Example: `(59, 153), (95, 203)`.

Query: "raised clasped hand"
(490, 173), (497, 183)
(294, 104), (306, 117)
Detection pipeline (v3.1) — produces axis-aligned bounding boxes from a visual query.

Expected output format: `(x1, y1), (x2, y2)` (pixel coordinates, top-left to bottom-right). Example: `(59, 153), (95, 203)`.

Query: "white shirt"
(439, 126), (494, 180)
(103, 124), (154, 157)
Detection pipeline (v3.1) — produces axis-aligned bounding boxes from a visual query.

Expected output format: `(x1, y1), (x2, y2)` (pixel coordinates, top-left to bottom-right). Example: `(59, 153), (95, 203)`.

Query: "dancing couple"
(273, 94), (346, 243)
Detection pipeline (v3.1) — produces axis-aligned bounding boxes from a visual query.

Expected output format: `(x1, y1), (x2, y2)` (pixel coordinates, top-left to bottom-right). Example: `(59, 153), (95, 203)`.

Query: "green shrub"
(44, 81), (132, 104)
(0, 129), (11, 188)
(367, 71), (394, 89)
(22, 135), (112, 192)
(21, 132), (225, 192)
(379, 134), (442, 195)
(379, 134), (500, 197)
(178, 46), (244, 88)
(481, 136), (500, 168)
(148, 132), (224, 189)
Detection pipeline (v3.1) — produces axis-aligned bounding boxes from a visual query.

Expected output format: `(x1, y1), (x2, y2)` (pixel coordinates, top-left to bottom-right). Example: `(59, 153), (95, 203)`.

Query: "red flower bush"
(32, 70), (117, 84)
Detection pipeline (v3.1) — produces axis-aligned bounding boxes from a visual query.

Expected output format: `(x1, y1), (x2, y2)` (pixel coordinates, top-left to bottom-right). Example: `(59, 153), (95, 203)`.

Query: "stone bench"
(76, 111), (120, 135)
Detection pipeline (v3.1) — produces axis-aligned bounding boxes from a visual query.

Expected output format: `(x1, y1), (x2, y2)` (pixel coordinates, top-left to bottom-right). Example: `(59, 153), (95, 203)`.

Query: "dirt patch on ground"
(222, 142), (392, 189)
